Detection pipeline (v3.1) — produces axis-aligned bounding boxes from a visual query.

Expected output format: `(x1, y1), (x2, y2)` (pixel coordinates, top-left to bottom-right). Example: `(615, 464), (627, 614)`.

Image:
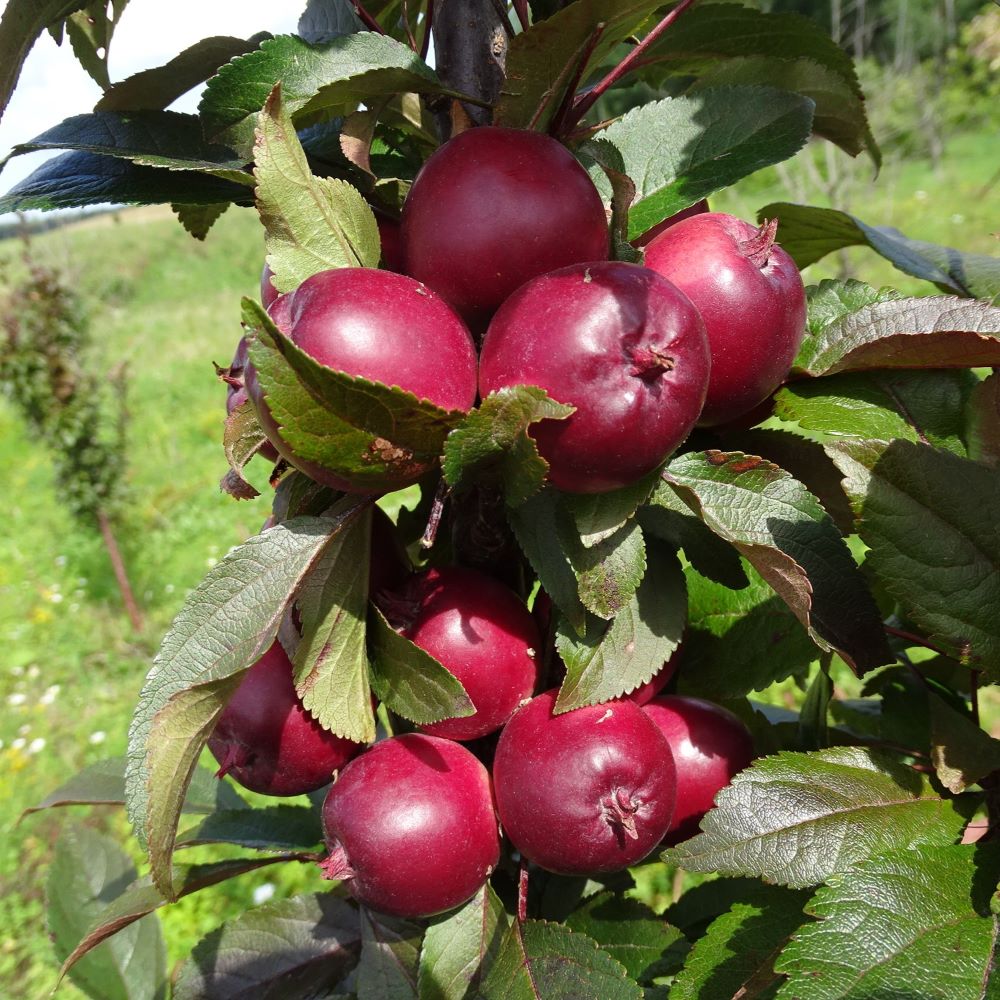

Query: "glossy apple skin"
(376, 215), (403, 273)
(401, 127), (609, 325)
(321, 734), (501, 917)
(493, 691), (677, 874)
(260, 262), (279, 308)
(208, 641), (364, 796)
(642, 695), (754, 844)
(643, 213), (806, 427)
(245, 268), (477, 493)
(392, 567), (541, 741)
(631, 199), (709, 248)
(479, 261), (710, 493)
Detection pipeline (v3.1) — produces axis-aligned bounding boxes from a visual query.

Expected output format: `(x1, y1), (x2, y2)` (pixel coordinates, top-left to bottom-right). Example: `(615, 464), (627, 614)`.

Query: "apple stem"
(601, 788), (640, 841)
(738, 218), (779, 269)
(559, 0), (697, 136)
(214, 742), (251, 780)
(547, 22), (607, 137)
(628, 345), (676, 381)
(320, 844), (356, 882)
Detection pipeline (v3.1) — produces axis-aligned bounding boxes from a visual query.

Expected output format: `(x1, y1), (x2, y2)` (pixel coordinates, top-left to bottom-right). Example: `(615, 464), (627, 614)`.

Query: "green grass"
(0, 126), (997, 998)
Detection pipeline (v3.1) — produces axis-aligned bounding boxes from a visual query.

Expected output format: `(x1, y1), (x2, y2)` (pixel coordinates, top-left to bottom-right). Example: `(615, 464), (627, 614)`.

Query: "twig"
(420, 0), (434, 61)
(511, 0), (529, 31)
(548, 23), (606, 138)
(561, 0), (696, 133)
(518, 858), (530, 922)
(884, 624), (949, 659)
(420, 479), (450, 549)
(351, 0), (386, 33)
(401, 0), (419, 50)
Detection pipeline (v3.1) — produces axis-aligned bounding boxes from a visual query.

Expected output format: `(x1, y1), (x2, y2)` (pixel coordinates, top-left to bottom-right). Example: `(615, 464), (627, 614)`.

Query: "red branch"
(549, 23), (606, 138)
(351, 0), (386, 33)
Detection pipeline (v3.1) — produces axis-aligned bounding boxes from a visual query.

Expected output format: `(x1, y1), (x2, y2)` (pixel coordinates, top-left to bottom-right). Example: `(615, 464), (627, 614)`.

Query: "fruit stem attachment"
(601, 788), (640, 842)
(320, 844), (356, 882)
(547, 22), (607, 137)
(214, 742), (251, 780)
(518, 857), (530, 922)
(559, 0), (697, 136)
(738, 218), (779, 269)
(628, 345), (675, 381)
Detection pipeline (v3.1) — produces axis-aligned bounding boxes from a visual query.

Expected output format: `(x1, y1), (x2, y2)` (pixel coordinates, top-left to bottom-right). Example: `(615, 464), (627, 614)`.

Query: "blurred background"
(0, 0), (997, 995)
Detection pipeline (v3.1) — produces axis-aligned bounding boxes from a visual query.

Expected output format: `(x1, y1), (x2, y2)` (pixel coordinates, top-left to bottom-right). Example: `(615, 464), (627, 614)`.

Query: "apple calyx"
(628, 344), (676, 381)
(738, 218), (779, 269)
(213, 742), (252, 780)
(319, 844), (356, 882)
(601, 788), (640, 841)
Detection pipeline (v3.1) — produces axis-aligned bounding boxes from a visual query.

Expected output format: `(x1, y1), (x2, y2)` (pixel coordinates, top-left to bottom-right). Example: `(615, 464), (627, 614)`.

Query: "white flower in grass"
(28, 738), (45, 754)
(7, 693), (26, 707)
(89, 731), (107, 745)
(40, 685), (61, 705)
(253, 883), (276, 905)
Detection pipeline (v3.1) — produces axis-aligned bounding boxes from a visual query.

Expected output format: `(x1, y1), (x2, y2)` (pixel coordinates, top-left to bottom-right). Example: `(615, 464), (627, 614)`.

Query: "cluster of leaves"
(5, 0), (1000, 998)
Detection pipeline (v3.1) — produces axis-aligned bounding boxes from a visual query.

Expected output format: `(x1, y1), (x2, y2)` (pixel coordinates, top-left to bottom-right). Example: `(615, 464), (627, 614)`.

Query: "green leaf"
(418, 884), (507, 1000)
(775, 369), (976, 457)
(48, 826), (166, 1000)
(175, 892), (361, 999)
(791, 294), (1000, 378)
(0, 0), (87, 122)
(368, 605), (474, 726)
(677, 562), (817, 700)
(200, 33), (459, 157)
(176, 804), (323, 851)
(671, 884), (810, 1000)
(0, 150), (253, 213)
(507, 489), (587, 635)
(805, 278), (901, 332)
(442, 387), (574, 507)
(966, 371), (1000, 469)
(61, 856), (305, 981)
(929, 692), (1000, 795)
(358, 907), (422, 1000)
(563, 468), (660, 549)
(172, 201), (229, 240)
(663, 450), (892, 673)
(564, 892), (684, 983)
(56, 1), (129, 91)
(125, 507), (361, 896)
(293, 506), (376, 743)
(560, 517), (647, 621)
(828, 439), (1000, 678)
(799, 659), (833, 751)
(255, 85), (380, 293)
(555, 543), (686, 711)
(246, 299), (462, 494)
(298, 0), (364, 44)
(495, 0), (664, 131)
(759, 203), (1000, 303)
(2, 111), (251, 183)
(96, 34), (265, 112)
(478, 920), (642, 1000)
(593, 89), (813, 241)
(667, 747), (967, 888)
(220, 396), (266, 500)
(774, 846), (1000, 1000)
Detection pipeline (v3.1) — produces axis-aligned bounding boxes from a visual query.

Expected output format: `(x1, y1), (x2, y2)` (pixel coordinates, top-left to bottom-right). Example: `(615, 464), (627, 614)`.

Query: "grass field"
(0, 127), (996, 997)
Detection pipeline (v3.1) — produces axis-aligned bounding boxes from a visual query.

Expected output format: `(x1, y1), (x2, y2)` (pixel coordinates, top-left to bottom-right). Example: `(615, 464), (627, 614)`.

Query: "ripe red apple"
(493, 691), (676, 874)
(386, 566), (540, 741)
(245, 268), (477, 493)
(208, 641), (364, 796)
(642, 695), (754, 844)
(643, 213), (806, 427)
(401, 126), (609, 325)
(320, 733), (501, 917)
(478, 261), (710, 493)
(376, 214), (403, 273)
(631, 199), (709, 248)
(260, 262), (279, 309)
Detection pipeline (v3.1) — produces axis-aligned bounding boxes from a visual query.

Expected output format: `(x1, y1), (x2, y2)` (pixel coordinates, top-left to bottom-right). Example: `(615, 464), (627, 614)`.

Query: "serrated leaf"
(442, 387), (574, 507)
(508, 489), (587, 636)
(175, 892), (361, 999)
(775, 846), (1000, 1000)
(663, 450), (891, 673)
(58, 1), (129, 90)
(61, 856), (305, 980)
(828, 439), (1000, 678)
(96, 34), (264, 112)
(418, 884), (507, 1000)
(367, 605), (474, 726)
(255, 85), (379, 293)
(200, 33), (460, 157)
(126, 507), (361, 896)
(760, 203), (1000, 303)
(775, 369), (975, 457)
(221, 397), (266, 500)
(0, 150), (253, 213)
(929, 692), (1000, 795)
(559, 516), (646, 620)
(791, 294), (1000, 377)
(564, 892), (683, 983)
(172, 201), (229, 240)
(592, 89), (813, 241)
(293, 506), (376, 743)
(564, 468), (659, 548)
(966, 371), (1000, 469)
(678, 562), (817, 701)
(245, 299), (462, 493)
(176, 804), (323, 851)
(272, 471), (343, 522)
(48, 826), (166, 1000)
(805, 278), (902, 333)
(555, 542), (685, 711)
(357, 907), (422, 1000)
(671, 884), (810, 1000)
(667, 747), (967, 887)
(496, 0), (664, 131)
(2, 110), (251, 182)
(479, 919), (642, 1000)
